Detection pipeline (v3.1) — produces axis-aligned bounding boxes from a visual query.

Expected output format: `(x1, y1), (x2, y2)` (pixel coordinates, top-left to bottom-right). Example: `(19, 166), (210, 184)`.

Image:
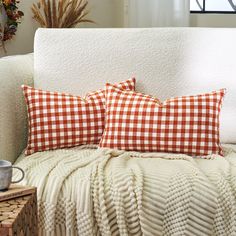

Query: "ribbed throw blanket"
(14, 145), (236, 236)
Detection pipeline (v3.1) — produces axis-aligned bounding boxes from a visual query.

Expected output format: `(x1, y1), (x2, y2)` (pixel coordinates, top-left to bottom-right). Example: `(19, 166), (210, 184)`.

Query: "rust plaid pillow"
(22, 78), (135, 155)
(99, 84), (226, 156)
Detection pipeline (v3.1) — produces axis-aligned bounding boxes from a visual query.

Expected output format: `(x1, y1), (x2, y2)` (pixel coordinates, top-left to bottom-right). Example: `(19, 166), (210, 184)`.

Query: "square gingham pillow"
(99, 83), (226, 156)
(22, 78), (135, 155)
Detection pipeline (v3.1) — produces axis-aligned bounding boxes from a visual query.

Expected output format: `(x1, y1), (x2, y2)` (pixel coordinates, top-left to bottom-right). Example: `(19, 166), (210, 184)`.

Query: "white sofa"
(1, 28), (236, 163)
(1, 28), (236, 235)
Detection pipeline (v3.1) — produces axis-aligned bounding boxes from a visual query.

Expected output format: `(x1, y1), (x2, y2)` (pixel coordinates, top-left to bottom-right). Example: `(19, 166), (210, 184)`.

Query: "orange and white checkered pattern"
(22, 78), (135, 155)
(99, 84), (225, 156)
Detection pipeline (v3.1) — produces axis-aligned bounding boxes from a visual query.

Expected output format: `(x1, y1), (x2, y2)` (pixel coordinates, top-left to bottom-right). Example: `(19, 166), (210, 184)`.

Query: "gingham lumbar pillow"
(22, 78), (135, 155)
(99, 84), (226, 156)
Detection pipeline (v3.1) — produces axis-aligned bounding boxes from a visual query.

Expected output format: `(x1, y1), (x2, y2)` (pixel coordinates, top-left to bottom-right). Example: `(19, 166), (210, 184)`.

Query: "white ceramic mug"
(0, 160), (24, 191)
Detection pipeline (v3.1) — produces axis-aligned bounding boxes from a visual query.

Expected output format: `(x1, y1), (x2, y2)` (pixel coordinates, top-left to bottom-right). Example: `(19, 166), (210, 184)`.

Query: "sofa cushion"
(22, 78), (135, 155)
(99, 83), (225, 156)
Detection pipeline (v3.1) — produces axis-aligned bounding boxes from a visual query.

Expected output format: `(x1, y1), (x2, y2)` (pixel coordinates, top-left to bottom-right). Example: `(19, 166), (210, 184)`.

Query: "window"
(190, 0), (236, 13)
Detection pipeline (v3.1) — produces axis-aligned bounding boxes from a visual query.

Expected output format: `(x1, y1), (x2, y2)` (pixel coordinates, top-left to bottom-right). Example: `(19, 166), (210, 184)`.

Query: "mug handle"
(11, 166), (25, 183)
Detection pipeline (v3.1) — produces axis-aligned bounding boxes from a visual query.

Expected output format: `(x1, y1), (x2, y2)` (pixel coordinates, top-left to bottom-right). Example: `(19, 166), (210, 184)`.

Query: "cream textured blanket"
(14, 145), (236, 236)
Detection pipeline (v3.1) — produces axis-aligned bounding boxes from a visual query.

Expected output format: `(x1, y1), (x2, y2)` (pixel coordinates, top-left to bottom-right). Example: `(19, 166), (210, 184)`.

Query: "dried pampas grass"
(32, 0), (94, 28)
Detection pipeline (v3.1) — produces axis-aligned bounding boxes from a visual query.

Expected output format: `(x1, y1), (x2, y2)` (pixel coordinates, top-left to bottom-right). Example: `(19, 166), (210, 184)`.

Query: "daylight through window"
(190, 0), (236, 13)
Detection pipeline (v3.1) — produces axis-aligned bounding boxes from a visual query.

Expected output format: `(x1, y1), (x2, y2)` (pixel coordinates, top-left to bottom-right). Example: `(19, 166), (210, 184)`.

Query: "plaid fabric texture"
(99, 84), (225, 156)
(22, 78), (135, 155)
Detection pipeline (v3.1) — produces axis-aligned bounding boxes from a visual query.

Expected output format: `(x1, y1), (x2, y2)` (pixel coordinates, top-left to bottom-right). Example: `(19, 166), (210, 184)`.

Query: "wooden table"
(0, 185), (38, 236)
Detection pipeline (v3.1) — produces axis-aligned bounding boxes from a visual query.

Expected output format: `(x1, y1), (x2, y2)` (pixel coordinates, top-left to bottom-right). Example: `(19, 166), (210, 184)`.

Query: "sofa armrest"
(0, 54), (33, 163)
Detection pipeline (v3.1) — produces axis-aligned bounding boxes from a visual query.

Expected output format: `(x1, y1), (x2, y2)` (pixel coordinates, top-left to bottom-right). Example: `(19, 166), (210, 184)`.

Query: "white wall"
(1, 0), (236, 57)
(88, 0), (124, 28)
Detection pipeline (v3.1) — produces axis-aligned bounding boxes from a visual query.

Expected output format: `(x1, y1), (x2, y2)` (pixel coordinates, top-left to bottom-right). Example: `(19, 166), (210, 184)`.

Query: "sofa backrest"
(34, 28), (236, 144)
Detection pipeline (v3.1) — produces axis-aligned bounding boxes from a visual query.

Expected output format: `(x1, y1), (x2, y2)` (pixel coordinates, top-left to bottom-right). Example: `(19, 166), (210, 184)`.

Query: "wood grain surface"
(0, 185), (36, 202)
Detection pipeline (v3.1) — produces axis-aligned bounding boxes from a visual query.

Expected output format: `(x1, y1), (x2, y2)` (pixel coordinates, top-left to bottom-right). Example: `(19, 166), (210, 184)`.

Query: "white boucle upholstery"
(34, 28), (236, 143)
(0, 54), (33, 163)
